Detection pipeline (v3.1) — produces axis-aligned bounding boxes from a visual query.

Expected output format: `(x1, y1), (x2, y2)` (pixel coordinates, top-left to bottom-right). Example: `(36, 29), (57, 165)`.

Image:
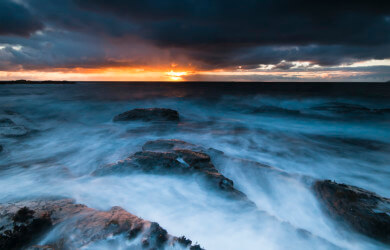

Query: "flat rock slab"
(93, 144), (253, 205)
(0, 198), (201, 249)
(113, 108), (179, 122)
(314, 180), (390, 244)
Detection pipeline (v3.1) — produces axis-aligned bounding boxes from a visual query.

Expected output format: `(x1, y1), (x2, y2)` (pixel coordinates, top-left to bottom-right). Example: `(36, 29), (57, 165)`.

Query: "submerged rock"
(314, 180), (390, 243)
(0, 198), (201, 249)
(0, 117), (29, 137)
(311, 102), (390, 115)
(113, 108), (180, 122)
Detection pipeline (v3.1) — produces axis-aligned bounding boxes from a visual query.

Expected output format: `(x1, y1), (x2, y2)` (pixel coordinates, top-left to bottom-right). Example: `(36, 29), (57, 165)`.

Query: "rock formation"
(314, 180), (390, 243)
(0, 198), (202, 249)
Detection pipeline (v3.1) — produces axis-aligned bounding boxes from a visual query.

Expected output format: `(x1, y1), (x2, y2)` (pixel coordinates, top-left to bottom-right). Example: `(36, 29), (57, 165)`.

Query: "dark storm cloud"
(0, 0), (43, 36)
(0, 0), (390, 72)
(74, 0), (390, 47)
(72, 0), (390, 68)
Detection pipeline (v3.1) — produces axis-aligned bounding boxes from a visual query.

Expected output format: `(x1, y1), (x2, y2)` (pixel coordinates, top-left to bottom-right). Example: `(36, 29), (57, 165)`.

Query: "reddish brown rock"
(314, 180), (390, 244)
(0, 198), (201, 249)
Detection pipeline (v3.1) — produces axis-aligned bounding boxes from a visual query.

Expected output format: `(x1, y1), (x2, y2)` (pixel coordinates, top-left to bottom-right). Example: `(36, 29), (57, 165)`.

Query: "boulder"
(314, 180), (390, 243)
(113, 108), (179, 122)
(0, 198), (202, 249)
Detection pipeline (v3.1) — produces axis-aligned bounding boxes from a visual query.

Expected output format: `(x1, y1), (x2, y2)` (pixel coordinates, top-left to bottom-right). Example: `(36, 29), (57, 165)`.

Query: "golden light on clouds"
(0, 58), (385, 82)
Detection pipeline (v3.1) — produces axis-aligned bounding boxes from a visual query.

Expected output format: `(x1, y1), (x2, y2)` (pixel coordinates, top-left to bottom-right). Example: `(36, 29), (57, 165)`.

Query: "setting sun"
(166, 70), (188, 81)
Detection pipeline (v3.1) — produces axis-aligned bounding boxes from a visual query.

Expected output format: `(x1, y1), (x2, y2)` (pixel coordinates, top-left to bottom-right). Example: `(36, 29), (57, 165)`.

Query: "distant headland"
(0, 80), (76, 84)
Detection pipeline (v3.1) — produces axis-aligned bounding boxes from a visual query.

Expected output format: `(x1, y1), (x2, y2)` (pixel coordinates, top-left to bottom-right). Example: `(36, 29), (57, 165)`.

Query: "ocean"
(0, 82), (389, 249)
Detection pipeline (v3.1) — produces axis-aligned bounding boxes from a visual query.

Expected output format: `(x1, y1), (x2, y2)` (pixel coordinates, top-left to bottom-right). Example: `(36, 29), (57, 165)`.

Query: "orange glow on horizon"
(0, 66), (194, 82)
(165, 70), (188, 81)
(0, 64), (374, 82)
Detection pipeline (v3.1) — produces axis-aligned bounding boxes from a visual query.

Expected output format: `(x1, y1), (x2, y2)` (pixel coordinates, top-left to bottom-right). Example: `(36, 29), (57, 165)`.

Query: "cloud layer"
(0, 0), (43, 36)
(0, 0), (390, 80)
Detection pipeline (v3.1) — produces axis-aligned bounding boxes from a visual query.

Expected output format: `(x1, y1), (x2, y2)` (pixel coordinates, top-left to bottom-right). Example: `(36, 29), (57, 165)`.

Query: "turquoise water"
(0, 82), (389, 249)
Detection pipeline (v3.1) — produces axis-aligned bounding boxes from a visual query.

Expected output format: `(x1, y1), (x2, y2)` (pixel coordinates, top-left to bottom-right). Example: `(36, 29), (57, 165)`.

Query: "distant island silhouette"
(0, 80), (75, 84)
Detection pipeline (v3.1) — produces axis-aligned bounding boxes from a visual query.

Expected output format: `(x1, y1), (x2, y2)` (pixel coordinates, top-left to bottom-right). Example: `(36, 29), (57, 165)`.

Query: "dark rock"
(178, 236), (193, 246)
(0, 206), (52, 250)
(94, 151), (184, 175)
(143, 139), (291, 175)
(94, 143), (253, 204)
(113, 108), (179, 122)
(314, 180), (390, 243)
(0, 198), (198, 249)
(141, 139), (297, 187)
(13, 207), (35, 223)
(178, 236), (204, 250)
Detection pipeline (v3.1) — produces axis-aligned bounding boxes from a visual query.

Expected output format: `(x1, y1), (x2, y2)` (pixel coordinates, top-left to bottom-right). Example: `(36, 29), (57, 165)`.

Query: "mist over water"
(1, 82), (389, 249)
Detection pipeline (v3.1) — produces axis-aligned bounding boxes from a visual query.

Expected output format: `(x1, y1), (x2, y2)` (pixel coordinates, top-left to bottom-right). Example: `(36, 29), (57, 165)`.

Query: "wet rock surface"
(141, 139), (308, 196)
(94, 140), (252, 204)
(314, 180), (390, 243)
(0, 206), (52, 250)
(142, 139), (225, 159)
(0, 198), (201, 249)
(113, 108), (180, 122)
(143, 139), (293, 177)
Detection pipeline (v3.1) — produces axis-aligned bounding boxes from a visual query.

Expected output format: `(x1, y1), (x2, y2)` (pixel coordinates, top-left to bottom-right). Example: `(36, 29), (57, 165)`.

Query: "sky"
(0, 0), (390, 81)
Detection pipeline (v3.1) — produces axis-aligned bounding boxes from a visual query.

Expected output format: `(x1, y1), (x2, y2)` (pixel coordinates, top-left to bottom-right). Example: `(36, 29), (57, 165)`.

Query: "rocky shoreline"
(1, 107), (389, 248)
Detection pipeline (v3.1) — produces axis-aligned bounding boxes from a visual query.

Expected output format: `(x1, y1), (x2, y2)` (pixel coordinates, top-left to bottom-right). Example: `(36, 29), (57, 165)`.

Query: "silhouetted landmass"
(0, 80), (75, 84)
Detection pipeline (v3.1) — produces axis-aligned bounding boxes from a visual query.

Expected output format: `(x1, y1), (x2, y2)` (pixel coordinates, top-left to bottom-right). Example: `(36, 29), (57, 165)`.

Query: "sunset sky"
(1, 0), (390, 81)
